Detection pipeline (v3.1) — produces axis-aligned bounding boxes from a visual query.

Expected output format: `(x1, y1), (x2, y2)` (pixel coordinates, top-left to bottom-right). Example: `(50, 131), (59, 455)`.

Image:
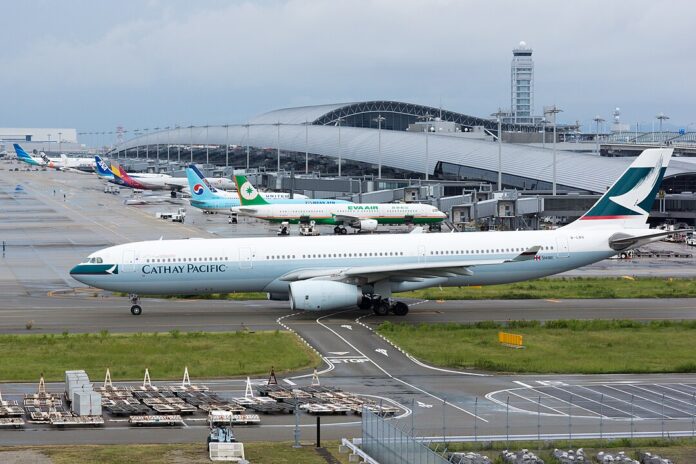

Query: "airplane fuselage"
(70, 228), (615, 296)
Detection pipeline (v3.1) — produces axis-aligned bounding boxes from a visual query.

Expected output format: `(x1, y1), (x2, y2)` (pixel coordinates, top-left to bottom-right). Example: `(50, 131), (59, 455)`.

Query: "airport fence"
(362, 406), (450, 464)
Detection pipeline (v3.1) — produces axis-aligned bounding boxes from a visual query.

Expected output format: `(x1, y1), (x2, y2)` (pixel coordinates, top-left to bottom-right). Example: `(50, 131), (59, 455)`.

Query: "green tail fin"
(234, 175), (270, 206)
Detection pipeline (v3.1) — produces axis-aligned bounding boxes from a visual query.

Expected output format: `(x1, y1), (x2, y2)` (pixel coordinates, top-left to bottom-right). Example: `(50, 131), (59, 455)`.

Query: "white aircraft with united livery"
(71, 148), (684, 317)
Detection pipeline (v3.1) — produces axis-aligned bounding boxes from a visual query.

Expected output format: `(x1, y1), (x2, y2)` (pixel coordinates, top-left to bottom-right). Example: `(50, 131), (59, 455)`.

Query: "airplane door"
(122, 250), (136, 272)
(417, 245), (426, 263)
(239, 247), (253, 269)
(556, 235), (570, 258)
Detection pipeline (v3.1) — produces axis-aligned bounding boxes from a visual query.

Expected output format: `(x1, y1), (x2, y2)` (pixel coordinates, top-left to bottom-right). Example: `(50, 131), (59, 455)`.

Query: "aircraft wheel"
(334, 226), (341, 234)
(358, 296), (372, 310)
(372, 299), (389, 316)
(340, 227), (348, 235)
(392, 301), (409, 316)
(130, 305), (142, 316)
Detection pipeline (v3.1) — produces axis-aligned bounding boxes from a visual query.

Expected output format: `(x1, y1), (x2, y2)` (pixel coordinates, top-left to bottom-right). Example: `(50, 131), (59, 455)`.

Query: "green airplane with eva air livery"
(232, 175), (447, 233)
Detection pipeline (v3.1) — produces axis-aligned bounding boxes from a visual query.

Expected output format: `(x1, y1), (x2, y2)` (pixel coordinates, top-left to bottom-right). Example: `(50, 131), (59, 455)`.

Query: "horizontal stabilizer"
(609, 229), (693, 250)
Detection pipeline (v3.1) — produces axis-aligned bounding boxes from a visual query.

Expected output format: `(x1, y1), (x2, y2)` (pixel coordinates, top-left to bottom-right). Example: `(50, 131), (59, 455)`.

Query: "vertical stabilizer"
(234, 175), (270, 206)
(186, 165), (221, 200)
(565, 147), (672, 229)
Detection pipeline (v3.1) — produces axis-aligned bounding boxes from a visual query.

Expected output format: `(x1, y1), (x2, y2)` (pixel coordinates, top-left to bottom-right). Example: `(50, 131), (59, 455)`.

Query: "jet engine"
(289, 281), (362, 311)
(358, 219), (378, 231)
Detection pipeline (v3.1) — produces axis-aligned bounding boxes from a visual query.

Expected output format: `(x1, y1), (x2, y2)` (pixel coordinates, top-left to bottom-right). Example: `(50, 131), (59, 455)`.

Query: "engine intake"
(289, 281), (362, 311)
(358, 219), (378, 231)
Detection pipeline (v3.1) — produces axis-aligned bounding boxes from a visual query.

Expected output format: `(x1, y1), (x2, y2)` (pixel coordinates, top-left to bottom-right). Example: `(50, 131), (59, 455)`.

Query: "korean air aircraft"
(186, 165), (348, 213)
(186, 165), (314, 213)
(71, 148), (684, 317)
(232, 175), (446, 233)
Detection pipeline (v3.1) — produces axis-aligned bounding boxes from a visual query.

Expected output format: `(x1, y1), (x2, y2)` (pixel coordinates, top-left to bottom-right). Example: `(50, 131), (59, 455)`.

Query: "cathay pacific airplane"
(71, 148), (684, 317)
(232, 175), (446, 233)
(185, 165), (317, 213)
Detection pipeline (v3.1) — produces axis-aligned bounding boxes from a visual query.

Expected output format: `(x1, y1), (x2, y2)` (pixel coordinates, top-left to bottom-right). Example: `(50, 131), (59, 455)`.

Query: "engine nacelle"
(358, 219), (378, 231)
(289, 281), (362, 311)
(267, 292), (289, 301)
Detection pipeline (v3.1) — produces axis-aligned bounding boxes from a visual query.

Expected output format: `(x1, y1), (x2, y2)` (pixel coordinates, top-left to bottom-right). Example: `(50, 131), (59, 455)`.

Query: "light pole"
(144, 128), (149, 160)
(545, 105), (562, 195)
(305, 120), (309, 174)
(154, 127), (160, 162)
(47, 133), (52, 154)
(418, 113), (433, 181)
(244, 123), (250, 170)
(336, 117), (344, 177)
(189, 125), (194, 163)
(541, 117), (547, 149)
(224, 124), (229, 168)
(165, 126), (170, 164)
(274, 122), (281, 172)
(205, 125), (210, 165)
(58, 131), (62, 154)
(656, 113), (669, 145)
(134, 130), (140, 158)
(176, 125), (181, 163)
(373, 114), (386, 178)
(593, 115), (605, 155)
(491, 108), (506, 190)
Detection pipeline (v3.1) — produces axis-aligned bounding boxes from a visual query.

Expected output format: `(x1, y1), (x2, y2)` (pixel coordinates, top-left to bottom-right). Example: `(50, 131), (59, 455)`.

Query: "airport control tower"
(511, 41), (534, 124)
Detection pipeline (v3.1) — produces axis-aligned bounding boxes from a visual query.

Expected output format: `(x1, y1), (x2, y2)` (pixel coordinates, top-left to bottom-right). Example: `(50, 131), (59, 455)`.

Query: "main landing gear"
(360, 296), (409, 316)
(333, 226), (348, 235)
(129, 294), (142, 316)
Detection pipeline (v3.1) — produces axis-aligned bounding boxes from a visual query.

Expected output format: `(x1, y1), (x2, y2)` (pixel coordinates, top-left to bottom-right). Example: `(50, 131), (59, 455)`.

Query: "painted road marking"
(283, 379), (297, 386)
(417, 401), (433, 408)
(316, 311), (488, 422)
(328, 351), (349, 355)
(375, 348), (388, 357)
(341, 324), (353, 330)
(325, 357), (369, 364)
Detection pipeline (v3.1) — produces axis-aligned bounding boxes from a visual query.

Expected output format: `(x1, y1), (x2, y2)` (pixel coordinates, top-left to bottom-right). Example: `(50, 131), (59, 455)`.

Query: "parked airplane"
(71, 148), (684, 317)
(99, 159), (233, 196)
(186, 165), (346, 213)
(14, 143), (94, 172)
(13, 144), (45, 167)
(232, 175), (446, 233)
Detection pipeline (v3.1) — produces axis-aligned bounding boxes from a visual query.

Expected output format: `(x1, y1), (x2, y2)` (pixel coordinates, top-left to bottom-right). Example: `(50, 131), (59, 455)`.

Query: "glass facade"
(511, 44), (535, 124)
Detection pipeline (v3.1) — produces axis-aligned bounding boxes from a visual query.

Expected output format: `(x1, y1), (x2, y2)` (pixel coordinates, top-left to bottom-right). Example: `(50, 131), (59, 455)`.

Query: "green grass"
(377, 320), (696, 374)
(0, 331), (320, 382)
(440, 437), (696, 463)
(119, 277), (696, 301)
(397, 277), (696, 300)
(1, 442), (351, 464)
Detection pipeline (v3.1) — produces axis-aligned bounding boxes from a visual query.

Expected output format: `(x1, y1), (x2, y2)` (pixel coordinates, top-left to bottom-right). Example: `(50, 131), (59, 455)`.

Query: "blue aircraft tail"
(13, 143), (38, 165)
(186, 164), (220, 199)
(94, 155), (114, 179)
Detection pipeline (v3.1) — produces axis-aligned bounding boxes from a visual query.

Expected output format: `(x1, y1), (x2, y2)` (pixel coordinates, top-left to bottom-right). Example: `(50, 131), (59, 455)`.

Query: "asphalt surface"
(2, 163), (696, 446)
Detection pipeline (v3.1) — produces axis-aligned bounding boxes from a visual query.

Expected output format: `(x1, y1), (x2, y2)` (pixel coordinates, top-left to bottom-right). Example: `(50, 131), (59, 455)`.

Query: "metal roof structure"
(113, 101), (696, 194)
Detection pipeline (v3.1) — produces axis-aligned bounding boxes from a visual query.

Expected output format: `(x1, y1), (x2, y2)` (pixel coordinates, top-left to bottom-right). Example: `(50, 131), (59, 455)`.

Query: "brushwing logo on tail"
(240, 181), (258, 201)
(608, 155), (663, 216)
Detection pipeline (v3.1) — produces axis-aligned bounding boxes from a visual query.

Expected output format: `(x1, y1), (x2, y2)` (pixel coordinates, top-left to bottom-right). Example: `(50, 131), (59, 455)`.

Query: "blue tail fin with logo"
(186, 165), (220, 200)
(94, 155), (114, 179)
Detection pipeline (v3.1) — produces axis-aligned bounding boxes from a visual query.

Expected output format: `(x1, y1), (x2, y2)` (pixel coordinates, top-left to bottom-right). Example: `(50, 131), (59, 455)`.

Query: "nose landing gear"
(129, 294), (142, 316)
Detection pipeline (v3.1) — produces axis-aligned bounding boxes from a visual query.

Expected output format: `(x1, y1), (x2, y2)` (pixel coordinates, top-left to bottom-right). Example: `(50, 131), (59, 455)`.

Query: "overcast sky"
(3, 0), (694, 135)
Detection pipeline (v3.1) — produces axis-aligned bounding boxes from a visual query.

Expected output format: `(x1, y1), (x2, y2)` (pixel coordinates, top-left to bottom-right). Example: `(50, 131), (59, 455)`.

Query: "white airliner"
(71, 148), (683, 317)
(14, 143), (93, 172)
(232, 175), (447, 233)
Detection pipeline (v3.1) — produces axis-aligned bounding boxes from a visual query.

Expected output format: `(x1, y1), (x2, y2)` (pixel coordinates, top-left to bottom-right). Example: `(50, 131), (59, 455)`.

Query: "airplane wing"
(234, 207), (259, 214)
(281, 246), (541, 284)
(333, 214), (360, 224)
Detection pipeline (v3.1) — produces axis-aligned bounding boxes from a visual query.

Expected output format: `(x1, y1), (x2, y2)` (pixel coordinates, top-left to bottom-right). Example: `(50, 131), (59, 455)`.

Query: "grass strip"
(0, 330), (320, 382)
(0, 442), (350, 464)
(117, 277), (696, 301)
(397, 276), (696, 300)
(377, 319), (696, 374)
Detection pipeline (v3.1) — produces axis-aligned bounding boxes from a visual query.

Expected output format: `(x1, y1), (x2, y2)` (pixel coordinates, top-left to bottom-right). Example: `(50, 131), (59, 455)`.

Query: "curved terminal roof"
(114, 101), (696, 194)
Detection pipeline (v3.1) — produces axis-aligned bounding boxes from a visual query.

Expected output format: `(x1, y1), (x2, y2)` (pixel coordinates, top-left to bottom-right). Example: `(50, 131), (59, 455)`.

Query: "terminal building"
(109, 100), (696, 227)
(1, 128), (85, 155)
